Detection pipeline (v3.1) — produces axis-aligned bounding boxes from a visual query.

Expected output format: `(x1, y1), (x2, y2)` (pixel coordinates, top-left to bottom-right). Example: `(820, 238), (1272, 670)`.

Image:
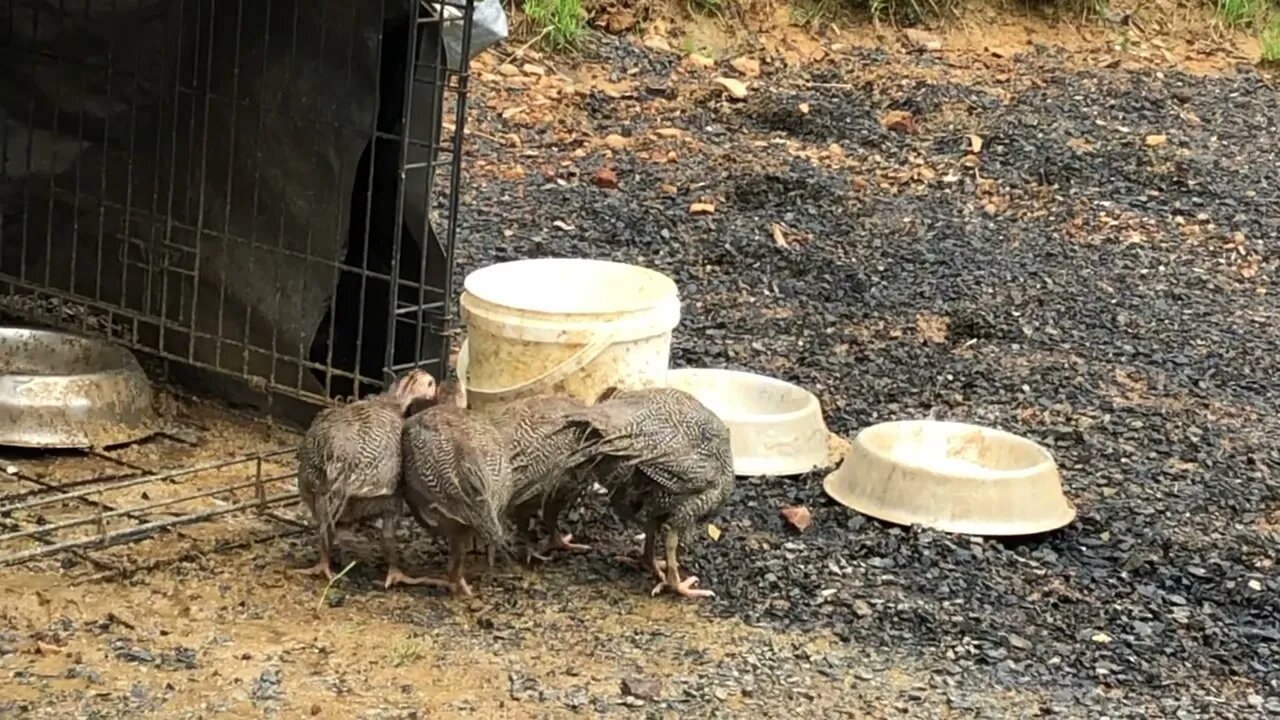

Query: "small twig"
(497, 27), (550, 69)
(316, 560), (357, 612)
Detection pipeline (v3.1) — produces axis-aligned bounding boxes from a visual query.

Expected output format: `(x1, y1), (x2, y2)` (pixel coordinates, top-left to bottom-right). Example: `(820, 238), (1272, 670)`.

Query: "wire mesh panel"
(0, 0), (474, 421)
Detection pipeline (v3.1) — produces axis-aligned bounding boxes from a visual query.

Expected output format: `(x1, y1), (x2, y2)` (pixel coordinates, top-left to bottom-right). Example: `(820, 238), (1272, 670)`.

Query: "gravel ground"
(3, 31), (1279, 720)
(454, 36), (1280, 717)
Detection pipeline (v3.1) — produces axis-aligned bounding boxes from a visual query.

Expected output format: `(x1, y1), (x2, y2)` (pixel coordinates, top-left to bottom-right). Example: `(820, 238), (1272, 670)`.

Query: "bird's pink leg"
(294, 531), (335, 578)
(650, 527), (714, 600)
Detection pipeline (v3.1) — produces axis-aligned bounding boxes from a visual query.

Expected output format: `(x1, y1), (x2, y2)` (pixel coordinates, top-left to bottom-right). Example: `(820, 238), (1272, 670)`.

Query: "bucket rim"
(462, 257), (679, 316)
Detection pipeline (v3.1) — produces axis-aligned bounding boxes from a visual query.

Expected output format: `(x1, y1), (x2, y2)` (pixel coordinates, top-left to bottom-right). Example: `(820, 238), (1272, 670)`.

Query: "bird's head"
(391, 369), (439, 413)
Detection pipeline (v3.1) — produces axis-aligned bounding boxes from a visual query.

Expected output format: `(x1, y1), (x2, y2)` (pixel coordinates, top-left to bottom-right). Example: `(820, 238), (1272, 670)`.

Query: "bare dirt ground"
(3, 4), (1279, 718)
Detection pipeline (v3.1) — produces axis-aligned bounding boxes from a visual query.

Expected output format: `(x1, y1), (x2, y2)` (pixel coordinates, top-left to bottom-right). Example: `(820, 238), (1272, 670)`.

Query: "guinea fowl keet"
(400, 380), (514, 596)
(294, 369), (438, 588)
(564, 386), (735, 600)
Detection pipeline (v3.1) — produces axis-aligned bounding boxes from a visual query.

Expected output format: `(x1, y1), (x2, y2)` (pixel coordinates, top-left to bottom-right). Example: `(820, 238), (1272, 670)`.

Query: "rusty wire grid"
(0, 397), (307, 571)
(0, 0), (476, 419)
(0, 0), (478, 566)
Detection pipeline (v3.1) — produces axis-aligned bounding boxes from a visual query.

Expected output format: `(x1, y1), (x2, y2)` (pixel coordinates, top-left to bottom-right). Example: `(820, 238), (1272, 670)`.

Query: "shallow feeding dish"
(0, 327), (157, 449)
(823, 420), (1075, 536)
(665, 368), (834, 477)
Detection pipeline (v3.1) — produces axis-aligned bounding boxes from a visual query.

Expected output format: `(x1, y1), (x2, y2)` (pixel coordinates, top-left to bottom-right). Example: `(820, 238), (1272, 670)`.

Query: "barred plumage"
(490, 395), (599, 558)
(399, 381), (514, 596)
(566, 386), (735, 599)
(294, 369), (438, 588)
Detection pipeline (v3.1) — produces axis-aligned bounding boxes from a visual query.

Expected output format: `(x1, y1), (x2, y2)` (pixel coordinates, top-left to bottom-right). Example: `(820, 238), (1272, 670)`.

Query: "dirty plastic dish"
(0, 327), (157, 448)
(666, 367), (834, 477)
(823, 419), (1076, 536)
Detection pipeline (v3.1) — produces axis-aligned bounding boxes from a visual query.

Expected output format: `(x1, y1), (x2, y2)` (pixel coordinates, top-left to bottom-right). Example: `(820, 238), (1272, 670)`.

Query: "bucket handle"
(456, 329), (619, 402)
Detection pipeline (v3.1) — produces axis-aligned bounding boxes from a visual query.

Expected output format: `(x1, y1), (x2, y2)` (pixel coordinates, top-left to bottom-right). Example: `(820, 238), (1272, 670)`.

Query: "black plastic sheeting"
(0, 0), (448, 418)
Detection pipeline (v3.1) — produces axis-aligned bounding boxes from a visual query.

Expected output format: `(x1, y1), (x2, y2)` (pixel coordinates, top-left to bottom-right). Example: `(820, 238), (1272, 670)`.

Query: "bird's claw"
(383, 568), (447, 589)
(553, 533), (591, 552)
(294, 561), (334, 579)
(651, 575), (715, 600)
(452, 578), (474, 597)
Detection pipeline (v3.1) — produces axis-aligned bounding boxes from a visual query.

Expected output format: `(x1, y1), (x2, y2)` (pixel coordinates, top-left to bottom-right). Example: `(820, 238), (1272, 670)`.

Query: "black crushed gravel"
(454, 38), (1280, 716)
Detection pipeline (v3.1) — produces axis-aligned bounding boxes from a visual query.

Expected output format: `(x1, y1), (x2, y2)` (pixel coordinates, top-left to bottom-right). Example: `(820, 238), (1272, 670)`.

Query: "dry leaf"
(879, 110), (915, 134)
(659, 183), (678, 195)
(521, 63), (547, 77)
(1144, 134), (1168, 147)
(654, 127), (683, 138)
(643, 35), (673, 52)
(798, 102), (811, 115)
(905, 28), (943, 51)
(780, 506), (813, 533)
(714, 77), (749, 99)
(689, 202), (716, 215)
(1239, 259), (1260, 279)
(707, 524), (722, 541)
(967, 134), (984, 153)
(771, 223), (789, 248)
(685, 53), (715, 70)
(593, 167), (619, 189)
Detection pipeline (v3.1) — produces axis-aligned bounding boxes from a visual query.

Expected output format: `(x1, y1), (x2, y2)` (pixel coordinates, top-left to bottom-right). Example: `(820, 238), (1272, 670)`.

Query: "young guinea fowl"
(563, 386), (735, 600)
(295, 369), (438, 588)
(400, 380), (514, 596)
(492, 395), (599, 561)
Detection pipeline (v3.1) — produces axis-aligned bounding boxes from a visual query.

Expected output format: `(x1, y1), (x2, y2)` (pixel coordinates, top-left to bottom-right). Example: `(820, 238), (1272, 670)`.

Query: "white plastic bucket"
(457, 258), (681, 410)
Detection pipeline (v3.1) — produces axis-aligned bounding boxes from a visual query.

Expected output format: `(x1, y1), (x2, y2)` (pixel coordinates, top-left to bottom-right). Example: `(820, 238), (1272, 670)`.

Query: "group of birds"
(294, 368), (735, 600)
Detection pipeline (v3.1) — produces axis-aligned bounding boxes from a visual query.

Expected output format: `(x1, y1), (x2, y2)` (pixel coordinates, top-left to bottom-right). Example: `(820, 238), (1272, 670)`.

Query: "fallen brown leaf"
(714, 77), (749, 99)
(880, 110), (915, 134)
(780, 506), (813, 533)
(771, 223), (789, 248)
(730, 56), (762, 78)
(593, 167), (619, 189)
(689, 202), (716, 215)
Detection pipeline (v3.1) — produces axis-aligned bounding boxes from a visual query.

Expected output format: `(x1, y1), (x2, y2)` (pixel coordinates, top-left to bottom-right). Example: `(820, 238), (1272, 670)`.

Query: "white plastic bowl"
(823, 419), (1076, 536)
(666, 368), (834, 477)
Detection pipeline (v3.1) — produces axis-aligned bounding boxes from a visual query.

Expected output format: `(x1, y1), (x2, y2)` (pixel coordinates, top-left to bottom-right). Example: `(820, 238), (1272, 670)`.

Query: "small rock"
(1247, 695), (1264, 708)
(654, 128), (683, 139)
(520, 63), (546, 77)
(1008, 634), (1032, 650)
(712, 688), (729, 701)
(853, 600), (873, 618)
(311, 705), (322, 716)
(593, 167), (619, 189)
(880, 110), (916, 134)
(1144, 134), (1168, 147)
(713, 77), (748, 99)
(620, 677), (661, 701)
(1091, 633), (1112, 644)
(729, 56), (761, 77)
(780, 505), (812, 533)
(496, 64), (521, 77)
(603, 134), (628, 150)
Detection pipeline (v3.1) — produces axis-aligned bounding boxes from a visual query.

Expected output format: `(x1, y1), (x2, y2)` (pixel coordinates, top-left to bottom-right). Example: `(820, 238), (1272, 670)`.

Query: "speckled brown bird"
(565, 386), (735, 600)
(490, 394), (599, 561)
(400, 380), (513, 596)
(295, 369), (438, 588)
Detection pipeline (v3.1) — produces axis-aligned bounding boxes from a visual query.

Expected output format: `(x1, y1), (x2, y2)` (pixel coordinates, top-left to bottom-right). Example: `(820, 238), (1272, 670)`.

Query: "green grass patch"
(1214, 0), (1267, 26)
(522, 0), (586, 49)
(1262, 15), (1280, 62)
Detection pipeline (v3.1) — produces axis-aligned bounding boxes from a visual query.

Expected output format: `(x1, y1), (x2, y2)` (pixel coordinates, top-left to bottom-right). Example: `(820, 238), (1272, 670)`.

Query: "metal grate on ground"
(0, 394), (307, 572)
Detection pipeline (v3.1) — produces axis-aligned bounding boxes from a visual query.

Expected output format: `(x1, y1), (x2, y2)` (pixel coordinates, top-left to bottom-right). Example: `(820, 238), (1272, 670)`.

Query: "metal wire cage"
(0, 0), (475, 421)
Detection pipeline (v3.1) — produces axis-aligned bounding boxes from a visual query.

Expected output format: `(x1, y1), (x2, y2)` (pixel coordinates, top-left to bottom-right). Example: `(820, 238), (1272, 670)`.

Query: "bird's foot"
(293, 560), (334, 579)
(383, 568), (450, 589)
(451, 577), (473, 597)
(553, 533), (591, 552)
(651, 575), (715, 600)
(613, 554), (666, 581)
